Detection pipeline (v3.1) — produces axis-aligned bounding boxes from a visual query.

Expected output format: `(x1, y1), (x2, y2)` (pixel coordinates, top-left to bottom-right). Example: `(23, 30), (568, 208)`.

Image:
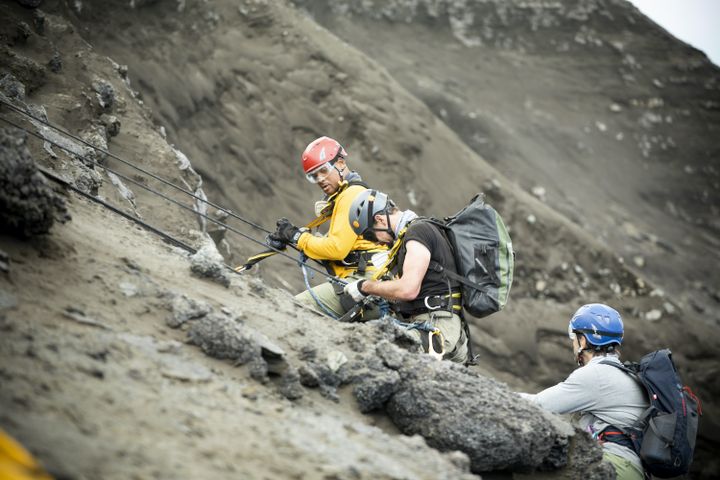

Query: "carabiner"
(427, 328), (445, 361)
(423, 295), (442, 311)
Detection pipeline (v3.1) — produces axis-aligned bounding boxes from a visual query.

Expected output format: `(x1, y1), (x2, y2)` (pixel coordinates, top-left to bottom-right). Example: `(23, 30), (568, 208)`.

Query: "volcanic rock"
(0, 127), (69, 237)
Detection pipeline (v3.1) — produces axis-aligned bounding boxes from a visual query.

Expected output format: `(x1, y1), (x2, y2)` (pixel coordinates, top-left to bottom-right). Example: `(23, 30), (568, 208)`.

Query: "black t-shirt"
(395, 221), (460, 305)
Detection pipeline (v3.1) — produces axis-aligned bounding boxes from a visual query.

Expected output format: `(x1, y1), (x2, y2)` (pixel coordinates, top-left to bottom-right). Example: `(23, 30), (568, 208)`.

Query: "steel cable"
(0, 97), (272, 234)
(38, 166), (198, 254)
(0, 113), (339, 282)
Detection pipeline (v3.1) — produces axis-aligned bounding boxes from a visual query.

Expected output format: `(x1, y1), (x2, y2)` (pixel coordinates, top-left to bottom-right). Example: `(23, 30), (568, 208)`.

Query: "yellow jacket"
(297, 184), (384, 278)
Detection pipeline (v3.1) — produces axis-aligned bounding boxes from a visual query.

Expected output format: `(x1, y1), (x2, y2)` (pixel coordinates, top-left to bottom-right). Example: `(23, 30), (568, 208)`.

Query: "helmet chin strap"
(384, 211), (396, 241)
(576, 346), (589, 366)
(575, 335), (592, 366)
(334, 163), (346, 182)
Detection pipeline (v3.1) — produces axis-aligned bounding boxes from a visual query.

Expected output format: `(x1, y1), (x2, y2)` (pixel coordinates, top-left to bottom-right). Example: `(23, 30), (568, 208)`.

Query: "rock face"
(166, 293), (213, 328)
(189, 236), (231, 287)
(0, 127), (68, 237)
(187, 313), (261, 365)
(352, 340), (613, 475)
(16, 0), (43, 7)
(0, 0), (717, 478)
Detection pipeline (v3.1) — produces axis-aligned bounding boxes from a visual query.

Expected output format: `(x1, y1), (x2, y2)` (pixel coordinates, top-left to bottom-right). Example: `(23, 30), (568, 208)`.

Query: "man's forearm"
(361, 279), (417, 302)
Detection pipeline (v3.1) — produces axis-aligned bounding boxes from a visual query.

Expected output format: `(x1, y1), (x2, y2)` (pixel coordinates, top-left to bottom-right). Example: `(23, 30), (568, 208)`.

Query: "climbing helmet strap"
(366, 190), (376, 236)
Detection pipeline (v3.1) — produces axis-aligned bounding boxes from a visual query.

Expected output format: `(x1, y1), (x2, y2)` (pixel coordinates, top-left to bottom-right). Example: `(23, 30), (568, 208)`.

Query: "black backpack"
(424, 194), (514, 318)
(602, 349), (702, 478)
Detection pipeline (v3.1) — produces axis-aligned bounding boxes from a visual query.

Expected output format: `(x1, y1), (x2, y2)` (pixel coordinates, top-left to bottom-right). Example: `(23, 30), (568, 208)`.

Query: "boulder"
(186, 313), (261, 365)
(190, 236), (231, 287)
(352, 341), (613, 475)
(166, 293), (212, 328)
(0, 127), (69, 237)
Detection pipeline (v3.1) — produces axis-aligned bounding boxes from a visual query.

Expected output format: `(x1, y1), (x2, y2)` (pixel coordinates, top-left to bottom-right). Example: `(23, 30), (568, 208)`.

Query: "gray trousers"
(404, 310), (468, 364)
(295, 272), (381, 320)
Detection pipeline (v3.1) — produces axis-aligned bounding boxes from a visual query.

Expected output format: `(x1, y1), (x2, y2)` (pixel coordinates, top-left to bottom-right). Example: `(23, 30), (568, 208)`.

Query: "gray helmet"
(348, 189), (393, 236)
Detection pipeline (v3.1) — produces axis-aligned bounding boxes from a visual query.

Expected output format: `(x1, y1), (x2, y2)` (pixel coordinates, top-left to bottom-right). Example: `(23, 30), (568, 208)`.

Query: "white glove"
(343, 279), (367, 302)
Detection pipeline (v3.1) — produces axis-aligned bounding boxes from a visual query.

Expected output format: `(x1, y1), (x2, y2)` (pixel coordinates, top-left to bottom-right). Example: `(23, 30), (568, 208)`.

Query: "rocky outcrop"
(165, 292), (213, 328)
(293, 0), (643, 50)
(1, 0), (716, 478)
(352, 339), (614, 475)
(189, 236), (232, 287)
(187, 312), (262, 364)
(0, 126), (68, 237)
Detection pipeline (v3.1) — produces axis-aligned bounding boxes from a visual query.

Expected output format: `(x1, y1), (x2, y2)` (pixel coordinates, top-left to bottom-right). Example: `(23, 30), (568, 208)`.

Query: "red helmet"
(301, 136), (347, 174)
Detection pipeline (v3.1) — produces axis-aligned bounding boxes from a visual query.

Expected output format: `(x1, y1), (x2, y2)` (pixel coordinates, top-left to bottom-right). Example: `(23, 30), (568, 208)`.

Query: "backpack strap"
(600, 360), (658, 431)
(599, 359), (636, 375)
(427, 261), (478, 290)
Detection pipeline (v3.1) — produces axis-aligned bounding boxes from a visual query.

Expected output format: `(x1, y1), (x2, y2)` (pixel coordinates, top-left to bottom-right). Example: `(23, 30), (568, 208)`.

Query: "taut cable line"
(0, 97), (272, 235)
(39, 165), (198, 254)
(0, 112), (339, 282)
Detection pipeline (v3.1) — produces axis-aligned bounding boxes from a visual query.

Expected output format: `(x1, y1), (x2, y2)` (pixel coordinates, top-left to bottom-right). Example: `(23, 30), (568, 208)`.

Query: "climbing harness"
(395, 290), (462, 317)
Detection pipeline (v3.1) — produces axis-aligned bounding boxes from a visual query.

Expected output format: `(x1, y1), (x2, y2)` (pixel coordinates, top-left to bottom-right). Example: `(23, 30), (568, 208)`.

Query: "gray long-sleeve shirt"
(519, 354), (648, 469)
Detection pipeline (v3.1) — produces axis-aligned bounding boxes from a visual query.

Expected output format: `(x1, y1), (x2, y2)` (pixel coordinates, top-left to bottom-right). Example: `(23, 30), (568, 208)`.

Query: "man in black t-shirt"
(343, 190), (469, 363)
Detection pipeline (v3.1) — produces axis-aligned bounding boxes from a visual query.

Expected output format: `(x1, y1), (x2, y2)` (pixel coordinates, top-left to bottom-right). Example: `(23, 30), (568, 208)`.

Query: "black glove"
(274, 218), (305, 245)
(266, 233), (288, 250)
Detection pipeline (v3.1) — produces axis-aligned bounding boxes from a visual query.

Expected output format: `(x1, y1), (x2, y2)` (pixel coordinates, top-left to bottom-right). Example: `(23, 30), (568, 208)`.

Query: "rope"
(392, 318), (438, 333)
(300, 253), (339, 319)
(0, 113), (338, 282)
(0, 97), (272, 234)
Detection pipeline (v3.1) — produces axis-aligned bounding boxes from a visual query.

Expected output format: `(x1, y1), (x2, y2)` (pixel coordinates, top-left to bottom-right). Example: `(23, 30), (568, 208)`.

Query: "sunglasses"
(305, 160), (337, 183)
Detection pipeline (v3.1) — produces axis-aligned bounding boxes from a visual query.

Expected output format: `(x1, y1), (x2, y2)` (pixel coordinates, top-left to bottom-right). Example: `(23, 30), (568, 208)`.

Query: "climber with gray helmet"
(518, 303), (649, 480)
(344, 189), (468, 363)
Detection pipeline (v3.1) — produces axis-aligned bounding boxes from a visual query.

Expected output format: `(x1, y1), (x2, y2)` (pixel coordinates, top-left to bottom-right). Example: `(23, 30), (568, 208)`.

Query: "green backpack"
(426, 194), (514, 318)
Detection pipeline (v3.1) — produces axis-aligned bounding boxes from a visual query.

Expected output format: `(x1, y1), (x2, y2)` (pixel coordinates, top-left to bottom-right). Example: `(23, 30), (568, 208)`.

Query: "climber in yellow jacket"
(268, 136), (387, 318)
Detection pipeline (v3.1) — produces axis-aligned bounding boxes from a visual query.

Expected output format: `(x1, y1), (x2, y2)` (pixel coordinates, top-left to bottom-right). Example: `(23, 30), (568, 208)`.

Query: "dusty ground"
(1, 0), (719, 478)
(0, 194), (483, 480)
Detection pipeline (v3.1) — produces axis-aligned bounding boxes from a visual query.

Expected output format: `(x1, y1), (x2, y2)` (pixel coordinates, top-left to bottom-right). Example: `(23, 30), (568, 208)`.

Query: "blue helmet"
(569, 303), (624, 346)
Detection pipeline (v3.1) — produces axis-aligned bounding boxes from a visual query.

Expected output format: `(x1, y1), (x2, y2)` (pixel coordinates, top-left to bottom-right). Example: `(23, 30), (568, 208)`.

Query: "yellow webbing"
(303, 179), (351, 229)
(371, 225), (409, 280)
